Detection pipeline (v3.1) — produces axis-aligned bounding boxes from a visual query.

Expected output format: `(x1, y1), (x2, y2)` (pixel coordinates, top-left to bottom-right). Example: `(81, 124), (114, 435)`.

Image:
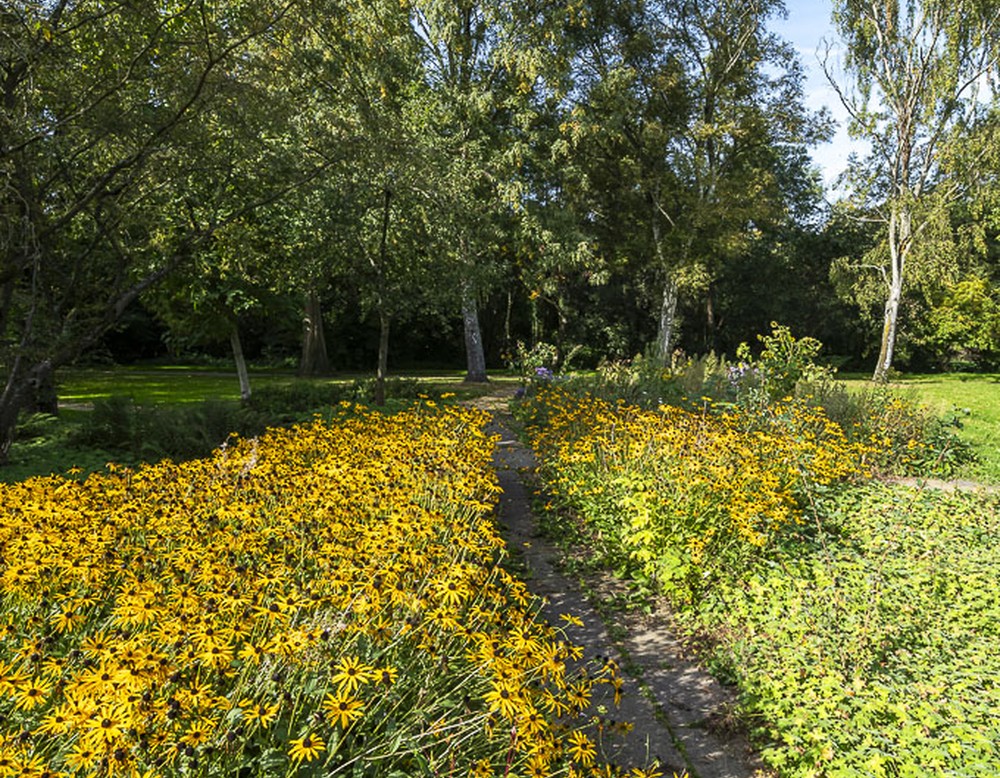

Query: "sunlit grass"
(58, 367), (339, 406)
(56, 366), (517, 406)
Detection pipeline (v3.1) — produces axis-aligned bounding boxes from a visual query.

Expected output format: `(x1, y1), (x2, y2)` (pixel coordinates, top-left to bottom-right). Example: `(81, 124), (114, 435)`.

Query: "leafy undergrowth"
(520, 387), (1000, 776)
(0, 403), (634, 778)
(695, 484), (1000, 776)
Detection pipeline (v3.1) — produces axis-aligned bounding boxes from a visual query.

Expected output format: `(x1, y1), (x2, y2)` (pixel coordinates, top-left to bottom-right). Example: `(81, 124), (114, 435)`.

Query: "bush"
(800, 381), (975, 477)
(72, 396), (263, 462)
(245, 382), (352, 420)
(571, 323), (973, 480)
(349, 376), (423, 403)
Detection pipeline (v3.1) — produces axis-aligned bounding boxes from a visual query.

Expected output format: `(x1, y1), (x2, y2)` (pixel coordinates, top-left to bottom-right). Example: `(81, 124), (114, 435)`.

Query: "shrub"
(71, 396), (263, 462)
(800, 381), (975, 477)
(245, 382), (352, 419)
(72, 394), (138, 451)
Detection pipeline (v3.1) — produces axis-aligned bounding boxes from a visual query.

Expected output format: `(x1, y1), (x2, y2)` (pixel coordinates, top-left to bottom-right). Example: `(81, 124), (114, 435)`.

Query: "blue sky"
(770, 0), (867, 195)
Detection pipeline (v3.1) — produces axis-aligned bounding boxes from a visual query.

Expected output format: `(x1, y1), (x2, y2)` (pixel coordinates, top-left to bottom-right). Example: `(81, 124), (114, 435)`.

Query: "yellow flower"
(331, 655), (373, 695)
(180, 718), (215, 749)
(287, 732), (325, 764)
(13, 676), (51, 710)
(63, 743), (100, 773)
(322, 691), (365, 729)
(375, 665), (399, 686)
(566, 730), (596, 766)
(239, 699), (279, 729)
(484, 680), (522, 721)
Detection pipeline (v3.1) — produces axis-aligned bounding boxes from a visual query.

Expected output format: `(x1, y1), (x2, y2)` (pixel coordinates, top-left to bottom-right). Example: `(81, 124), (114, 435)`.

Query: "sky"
(769, 0), (868, 196)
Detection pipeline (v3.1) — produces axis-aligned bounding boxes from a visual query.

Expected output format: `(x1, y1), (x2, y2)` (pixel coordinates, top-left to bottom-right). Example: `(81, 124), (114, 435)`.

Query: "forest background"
(4, 0), (1000, 464)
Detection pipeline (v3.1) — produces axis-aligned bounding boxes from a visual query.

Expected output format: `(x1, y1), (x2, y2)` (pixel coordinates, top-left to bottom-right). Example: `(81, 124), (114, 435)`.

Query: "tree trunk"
(461, 278), (488, 383)
(375, 311), (390, 406)
(530, 295), (543, 345)
(0, 363), (28, 466)
(873, 202), (910, 382)
(28, 360), (58, 415)
(0, 358), (55, 465)
(299, 289), (330, 377)
(650, 191), (680, 365)
(231, 326), (252, 401)
(655, 277), (679, 364)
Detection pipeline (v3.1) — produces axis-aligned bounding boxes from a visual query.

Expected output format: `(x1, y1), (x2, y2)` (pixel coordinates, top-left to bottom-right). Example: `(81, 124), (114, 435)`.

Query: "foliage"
(916, 277), (1000, 370)
(571, 325), (973, 479)
(733, 323), (831, 403)
(806, 382), (975, 478)
(508, 341), (560, 379)
(851, 372), (1000, 484)
(517, 387), (869, 603)
(71, 397), (263, 462)
(67, 377), (432, 464)
(693, 484), (1000, 776)
(562, 0), (828, 359)
(0, 404), (631, 777)
(829, 0), (1000, 379)
(521, 379), (999, 775)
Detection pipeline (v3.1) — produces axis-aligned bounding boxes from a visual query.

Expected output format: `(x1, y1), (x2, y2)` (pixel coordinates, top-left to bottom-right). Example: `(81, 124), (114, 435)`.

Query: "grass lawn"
(56, 365), (510, 406)
(841, 372), (1000, 484)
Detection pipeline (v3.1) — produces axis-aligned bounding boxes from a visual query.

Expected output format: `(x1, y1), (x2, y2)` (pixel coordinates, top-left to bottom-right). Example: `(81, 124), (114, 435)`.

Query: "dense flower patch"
(519, 388), (868, 599)
(0, 403), (625, 777)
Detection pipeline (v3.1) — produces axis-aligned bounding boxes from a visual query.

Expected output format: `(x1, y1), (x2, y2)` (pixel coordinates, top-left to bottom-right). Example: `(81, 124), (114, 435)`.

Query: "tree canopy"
(3, 0), (1000, 460)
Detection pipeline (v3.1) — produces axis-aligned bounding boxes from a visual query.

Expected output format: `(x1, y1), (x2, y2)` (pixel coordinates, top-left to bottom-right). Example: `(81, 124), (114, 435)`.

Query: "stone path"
(468, 387), (767, 778)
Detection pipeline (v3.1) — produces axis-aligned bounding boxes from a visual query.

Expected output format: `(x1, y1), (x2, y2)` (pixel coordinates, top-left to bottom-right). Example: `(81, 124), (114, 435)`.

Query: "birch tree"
(567, 0), (822, 362)
(828, 0), (1000, 380)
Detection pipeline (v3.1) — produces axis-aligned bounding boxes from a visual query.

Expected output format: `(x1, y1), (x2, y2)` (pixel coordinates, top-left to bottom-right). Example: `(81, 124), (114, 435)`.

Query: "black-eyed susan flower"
(484, 680), (522, 721)
(62, 743), (100, 773)
(180, 718), (215, 749)
(13, 675), (52, 710)
(322, 691), (364, 729)
(330, 655), (372, 695)
(239, 698), (279, 729)
(375, 664), (398, 687)
(566, 730), (597, 766)
(287, 732), (325, 764)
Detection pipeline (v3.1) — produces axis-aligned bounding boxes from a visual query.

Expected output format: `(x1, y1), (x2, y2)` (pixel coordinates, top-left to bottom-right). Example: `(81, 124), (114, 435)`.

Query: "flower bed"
(0, 403), (620, 777)
(521, 387), (1000, 776)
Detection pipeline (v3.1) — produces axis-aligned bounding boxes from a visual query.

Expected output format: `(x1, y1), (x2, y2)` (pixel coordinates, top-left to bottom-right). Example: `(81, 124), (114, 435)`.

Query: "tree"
(408, 0), (575, 382)
(565, 0), (827, 362)
(827, 0), (1000, 380)
(0, 0), (298, 462)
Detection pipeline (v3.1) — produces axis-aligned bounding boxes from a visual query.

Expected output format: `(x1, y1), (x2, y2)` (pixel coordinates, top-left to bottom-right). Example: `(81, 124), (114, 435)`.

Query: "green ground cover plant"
(695, 484), (1000, 776)
(522, 386), (1000, 776)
